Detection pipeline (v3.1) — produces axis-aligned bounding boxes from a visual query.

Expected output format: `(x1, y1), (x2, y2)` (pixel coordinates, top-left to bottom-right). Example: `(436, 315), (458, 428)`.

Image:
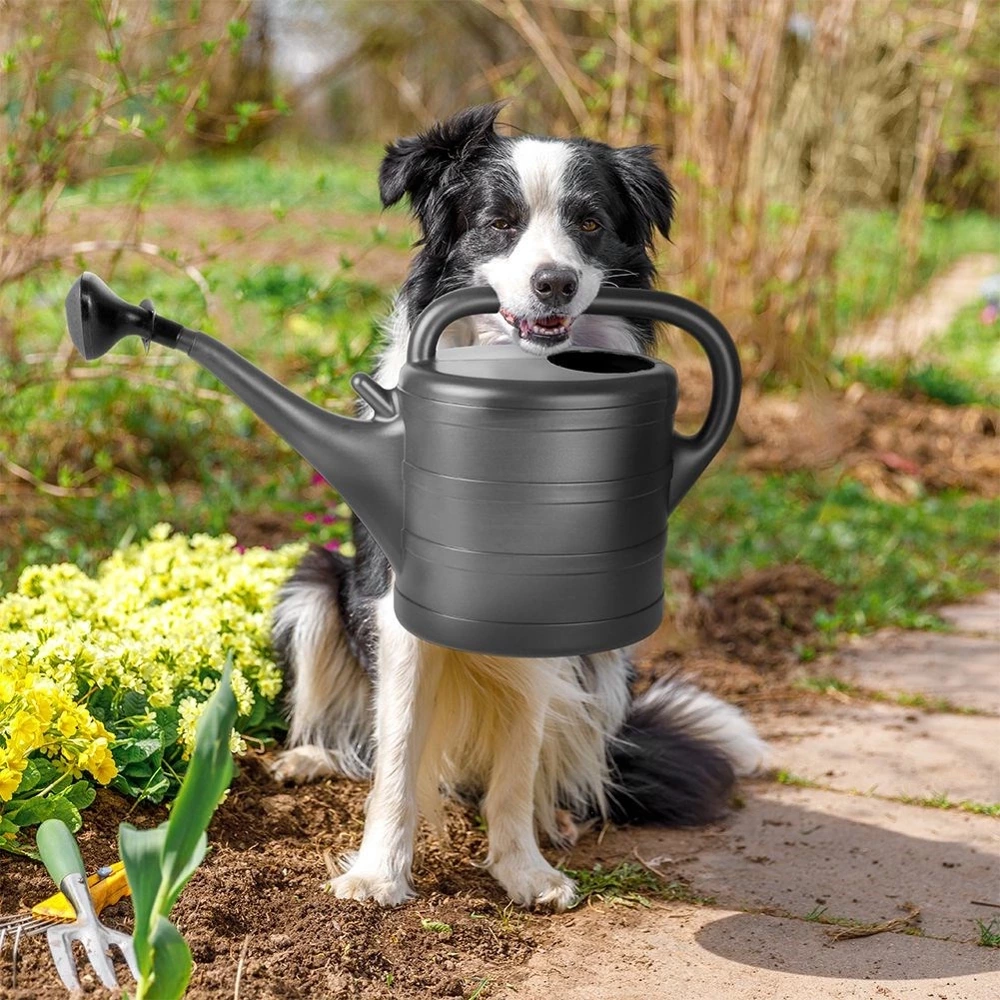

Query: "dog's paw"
(267, 746), (337, 785)
(327, 866), (415, 907)
(491, 857), (578, 912)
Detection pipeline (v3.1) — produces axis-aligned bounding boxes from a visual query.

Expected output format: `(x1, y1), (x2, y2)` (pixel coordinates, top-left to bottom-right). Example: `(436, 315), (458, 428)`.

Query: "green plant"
(560, 862), (663, 909)
(0, 1), (281, 360)
(118, 655), (238, 1000)
(669, 471), (999, 633)
(975, 917), (1000, 948)
(0, 526), (302, 851)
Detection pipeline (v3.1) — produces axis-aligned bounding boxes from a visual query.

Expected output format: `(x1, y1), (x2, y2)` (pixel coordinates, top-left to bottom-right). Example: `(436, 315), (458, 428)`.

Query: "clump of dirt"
(225, 510), (304, 550)
(701, 564), (839, 668)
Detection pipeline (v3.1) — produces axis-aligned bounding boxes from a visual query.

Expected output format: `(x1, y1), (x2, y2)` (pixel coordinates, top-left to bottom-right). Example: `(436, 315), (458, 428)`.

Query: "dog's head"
(380, 103), (674, 354)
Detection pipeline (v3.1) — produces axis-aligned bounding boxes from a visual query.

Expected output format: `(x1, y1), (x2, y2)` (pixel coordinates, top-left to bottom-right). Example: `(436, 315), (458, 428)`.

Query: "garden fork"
(36, 819), (138, 992)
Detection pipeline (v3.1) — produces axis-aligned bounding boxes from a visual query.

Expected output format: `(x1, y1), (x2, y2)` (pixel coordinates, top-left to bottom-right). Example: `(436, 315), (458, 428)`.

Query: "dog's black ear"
(611, 145), (675, 246)
(379, 103), (506, 214)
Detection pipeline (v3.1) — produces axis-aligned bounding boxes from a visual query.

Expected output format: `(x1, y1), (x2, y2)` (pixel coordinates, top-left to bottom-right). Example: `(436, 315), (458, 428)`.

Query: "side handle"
(581, 289), (742, 513)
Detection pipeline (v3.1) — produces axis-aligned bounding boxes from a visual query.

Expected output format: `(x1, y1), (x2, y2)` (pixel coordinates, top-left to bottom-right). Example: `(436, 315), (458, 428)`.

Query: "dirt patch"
(0, 757), (543, 1000)
(45, 203), (414, 289)
(225, 510), (305, 550)
(701, 565), (839, 669)
(735, 384), (999, 499)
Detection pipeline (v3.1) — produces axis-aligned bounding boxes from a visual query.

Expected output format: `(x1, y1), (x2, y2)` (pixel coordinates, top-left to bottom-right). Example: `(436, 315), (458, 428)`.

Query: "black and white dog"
(270, 104), (766, 910)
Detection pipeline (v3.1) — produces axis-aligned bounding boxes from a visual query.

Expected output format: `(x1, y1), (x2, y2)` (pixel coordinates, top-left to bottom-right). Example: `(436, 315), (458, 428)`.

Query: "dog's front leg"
(330, 604), (440, 906)
(484, 679), (578, 911)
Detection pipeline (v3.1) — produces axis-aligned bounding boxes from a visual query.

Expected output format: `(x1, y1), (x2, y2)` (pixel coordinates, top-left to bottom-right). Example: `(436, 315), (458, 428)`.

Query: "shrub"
(0, 525), (303, 851)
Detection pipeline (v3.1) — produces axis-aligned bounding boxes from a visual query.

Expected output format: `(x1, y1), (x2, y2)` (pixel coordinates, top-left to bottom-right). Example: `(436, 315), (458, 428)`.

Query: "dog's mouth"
(500, 308), (573, 348)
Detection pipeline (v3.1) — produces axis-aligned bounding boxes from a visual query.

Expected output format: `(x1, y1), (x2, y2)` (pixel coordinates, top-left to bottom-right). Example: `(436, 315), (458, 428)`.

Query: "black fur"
(608, 686), (737, 827)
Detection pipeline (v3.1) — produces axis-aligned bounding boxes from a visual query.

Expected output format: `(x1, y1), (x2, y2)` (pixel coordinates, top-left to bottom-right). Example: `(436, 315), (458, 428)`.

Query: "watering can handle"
(407, 286), (741, 513)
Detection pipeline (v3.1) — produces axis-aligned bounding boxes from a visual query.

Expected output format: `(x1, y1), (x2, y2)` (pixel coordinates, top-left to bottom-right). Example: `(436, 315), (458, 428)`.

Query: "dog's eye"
(580, 218), (601, 233)
(491, 218), (513, 231)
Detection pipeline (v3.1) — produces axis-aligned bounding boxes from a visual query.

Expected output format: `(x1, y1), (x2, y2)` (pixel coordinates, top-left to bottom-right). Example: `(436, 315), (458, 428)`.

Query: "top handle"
(407, 286), (742, 513)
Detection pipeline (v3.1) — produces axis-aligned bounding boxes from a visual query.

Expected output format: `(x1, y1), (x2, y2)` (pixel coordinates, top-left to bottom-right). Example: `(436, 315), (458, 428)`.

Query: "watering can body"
(65, 275), (741, 657)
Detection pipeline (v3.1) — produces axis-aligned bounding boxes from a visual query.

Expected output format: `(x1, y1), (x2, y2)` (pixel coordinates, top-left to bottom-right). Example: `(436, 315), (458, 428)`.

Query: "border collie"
(270, 104), (766, 911)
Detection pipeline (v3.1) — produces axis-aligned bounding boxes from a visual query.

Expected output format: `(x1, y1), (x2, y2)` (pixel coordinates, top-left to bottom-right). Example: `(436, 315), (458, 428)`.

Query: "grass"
(895, 794), (1000, 817)
(834, 299), (1000, 408)
(559, 861), (714, 909)
(793, 676), (982, 715)
(773, 770), (821, 789)
(976, 918), (1000, 948)
(769, 768), (1000, 818)
(65, 145), (387, 215)
(668, 470), (999, 634)
(560, 862), (664, 908)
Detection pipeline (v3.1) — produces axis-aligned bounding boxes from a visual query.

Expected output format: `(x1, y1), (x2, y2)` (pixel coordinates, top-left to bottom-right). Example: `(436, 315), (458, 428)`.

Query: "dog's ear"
(379, 103), (506, 215)
(611, 145), (675, 246)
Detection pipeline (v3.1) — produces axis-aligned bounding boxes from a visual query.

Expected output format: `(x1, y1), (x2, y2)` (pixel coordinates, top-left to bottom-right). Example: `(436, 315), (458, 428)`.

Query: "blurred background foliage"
(0, 0), (997, 639)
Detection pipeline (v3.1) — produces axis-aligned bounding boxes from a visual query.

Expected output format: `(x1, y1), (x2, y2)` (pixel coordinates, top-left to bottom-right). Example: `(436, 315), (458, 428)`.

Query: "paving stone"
(833, 630), (1000, 714)
(573, 784), (999, 943)
(940, 591), (1000, 638)
(683, 784), (998, 942)
(513, 904), (1000, 1000)
(759, 702), (1000, 802)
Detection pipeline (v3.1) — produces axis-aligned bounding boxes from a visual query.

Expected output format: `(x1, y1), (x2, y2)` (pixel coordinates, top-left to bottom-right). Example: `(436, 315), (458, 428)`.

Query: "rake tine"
(107, 927), (139, 981)
(75, 925), (121, 989)
(44, 928), (81, 992)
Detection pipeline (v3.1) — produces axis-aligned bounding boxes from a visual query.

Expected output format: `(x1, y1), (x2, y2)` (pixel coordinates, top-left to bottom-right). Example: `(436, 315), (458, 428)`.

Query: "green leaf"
(119, 822), (168, 977)
(62, 781), (97, 810)
(6, 795), (82, 831)
(113, 738), (163, 766)
(140, 916), (193, 1000)
(159, 660), (236, 909)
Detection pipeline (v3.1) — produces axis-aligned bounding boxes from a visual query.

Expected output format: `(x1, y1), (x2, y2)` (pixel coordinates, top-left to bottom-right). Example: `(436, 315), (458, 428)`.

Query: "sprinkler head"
(65, 272), (154, 360)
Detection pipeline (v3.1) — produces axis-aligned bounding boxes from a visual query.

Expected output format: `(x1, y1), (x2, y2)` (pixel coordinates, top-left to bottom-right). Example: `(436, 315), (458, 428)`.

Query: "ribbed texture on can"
(392, 348), (677, 655)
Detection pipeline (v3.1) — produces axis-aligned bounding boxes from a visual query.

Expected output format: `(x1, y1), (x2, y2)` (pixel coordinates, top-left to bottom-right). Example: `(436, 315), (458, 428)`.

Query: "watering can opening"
(547, 349), (656, 375)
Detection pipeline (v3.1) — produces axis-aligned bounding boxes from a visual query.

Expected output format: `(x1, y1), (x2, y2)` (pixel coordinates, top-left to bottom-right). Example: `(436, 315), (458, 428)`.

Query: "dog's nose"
(531, 267), (579, 308)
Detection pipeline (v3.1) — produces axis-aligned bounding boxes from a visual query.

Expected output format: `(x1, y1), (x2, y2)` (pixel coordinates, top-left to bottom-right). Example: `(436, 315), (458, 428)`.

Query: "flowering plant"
(0, 525), (304, 852)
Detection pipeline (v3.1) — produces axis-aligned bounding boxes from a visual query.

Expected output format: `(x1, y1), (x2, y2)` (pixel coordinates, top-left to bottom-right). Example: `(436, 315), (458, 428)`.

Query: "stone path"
(513, 591), (1000, 1000)
(837, 253), (999, 359)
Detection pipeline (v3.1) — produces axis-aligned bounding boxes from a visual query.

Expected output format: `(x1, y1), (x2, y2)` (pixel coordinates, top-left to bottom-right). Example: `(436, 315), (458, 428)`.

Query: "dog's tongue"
(534, 315), (567, 329)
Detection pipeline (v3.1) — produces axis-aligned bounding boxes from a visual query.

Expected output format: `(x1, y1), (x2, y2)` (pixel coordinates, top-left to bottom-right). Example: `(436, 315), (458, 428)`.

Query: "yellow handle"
(31, 861), (130, 919)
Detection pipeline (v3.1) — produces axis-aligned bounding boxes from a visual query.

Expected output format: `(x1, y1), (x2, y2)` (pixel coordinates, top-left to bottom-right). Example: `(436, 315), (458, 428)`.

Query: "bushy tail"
(608, 676), (768, 827)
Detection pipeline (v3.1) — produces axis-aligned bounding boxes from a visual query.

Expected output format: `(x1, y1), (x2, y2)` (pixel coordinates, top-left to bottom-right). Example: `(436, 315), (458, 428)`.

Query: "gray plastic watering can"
(65, 273), (740, 657)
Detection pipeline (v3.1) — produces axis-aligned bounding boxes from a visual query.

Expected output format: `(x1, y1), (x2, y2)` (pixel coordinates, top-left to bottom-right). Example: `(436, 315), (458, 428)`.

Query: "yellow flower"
(77, 738), (117, 785)
(0, 768), (22, 801)
(56, 712), (79, 738)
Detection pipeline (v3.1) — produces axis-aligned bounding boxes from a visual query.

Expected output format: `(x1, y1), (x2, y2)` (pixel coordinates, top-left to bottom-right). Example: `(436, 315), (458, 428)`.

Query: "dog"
(270, 104), (766, 911)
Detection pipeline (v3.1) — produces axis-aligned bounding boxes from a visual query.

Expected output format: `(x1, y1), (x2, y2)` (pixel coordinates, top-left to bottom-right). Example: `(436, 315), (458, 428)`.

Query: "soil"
(0, 575), (828, 1000)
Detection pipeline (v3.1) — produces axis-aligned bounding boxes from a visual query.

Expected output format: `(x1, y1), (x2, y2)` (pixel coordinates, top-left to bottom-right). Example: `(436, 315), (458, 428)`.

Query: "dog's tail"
(607, 675), (768, 826)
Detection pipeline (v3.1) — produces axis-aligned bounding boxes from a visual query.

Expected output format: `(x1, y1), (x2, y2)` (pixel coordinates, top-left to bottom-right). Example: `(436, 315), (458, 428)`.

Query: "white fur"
(477, 140), (603, 335)
(632, 679), (769, 777)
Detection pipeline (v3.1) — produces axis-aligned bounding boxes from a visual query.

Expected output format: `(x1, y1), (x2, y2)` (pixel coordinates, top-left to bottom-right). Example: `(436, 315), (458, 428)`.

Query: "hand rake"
(35, 818), (138, 991)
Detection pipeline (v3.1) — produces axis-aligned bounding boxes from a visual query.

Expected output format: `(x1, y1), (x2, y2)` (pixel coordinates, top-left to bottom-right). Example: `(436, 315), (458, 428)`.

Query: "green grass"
(895, 794), (1000, 817)
(64, 145), (387, 214)
(793, 676), (981, 715)
(836, 209), (999, 333)
(774, 770), (820, 789)
(560, 862), (664, 908)
(976, 918), (1000, 948)
(668, 470), (999, 634)
(834, 300), (1000, 407)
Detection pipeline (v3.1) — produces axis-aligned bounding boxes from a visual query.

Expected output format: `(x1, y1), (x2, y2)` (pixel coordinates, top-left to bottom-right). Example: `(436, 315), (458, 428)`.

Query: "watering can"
(65, 273), (740, 657)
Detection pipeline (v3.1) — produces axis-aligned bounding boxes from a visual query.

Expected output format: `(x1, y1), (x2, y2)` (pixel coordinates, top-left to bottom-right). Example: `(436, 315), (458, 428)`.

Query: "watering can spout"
(65, 273), (406, 569)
